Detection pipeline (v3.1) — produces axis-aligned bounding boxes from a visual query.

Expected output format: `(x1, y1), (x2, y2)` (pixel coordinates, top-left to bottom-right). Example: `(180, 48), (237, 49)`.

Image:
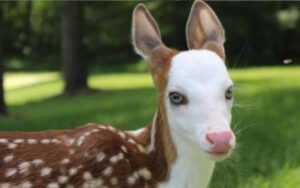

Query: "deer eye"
(225, 86), (233, 100)
(169, 92), (187, 105)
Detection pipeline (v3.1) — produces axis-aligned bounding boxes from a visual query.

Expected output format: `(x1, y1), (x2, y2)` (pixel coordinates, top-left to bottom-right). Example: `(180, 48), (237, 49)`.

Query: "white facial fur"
(165, 49), (234, 159)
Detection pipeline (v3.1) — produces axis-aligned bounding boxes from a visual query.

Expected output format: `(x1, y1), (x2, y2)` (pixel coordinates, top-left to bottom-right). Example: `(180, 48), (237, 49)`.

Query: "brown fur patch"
(143, 46), (179, 182)
(149, 46), (178, 94)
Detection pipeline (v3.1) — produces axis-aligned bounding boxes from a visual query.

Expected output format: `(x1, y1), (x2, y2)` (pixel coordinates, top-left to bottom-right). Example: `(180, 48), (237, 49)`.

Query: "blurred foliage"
(0, 1), (299, 71)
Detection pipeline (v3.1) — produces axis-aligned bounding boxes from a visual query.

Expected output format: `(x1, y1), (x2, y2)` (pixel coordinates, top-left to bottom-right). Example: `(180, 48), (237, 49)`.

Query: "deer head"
(132, 0), (235, 161)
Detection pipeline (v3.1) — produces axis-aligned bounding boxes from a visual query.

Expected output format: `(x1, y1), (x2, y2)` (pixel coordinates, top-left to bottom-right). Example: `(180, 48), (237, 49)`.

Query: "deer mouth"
(206, 149), (233, 161)
(208, 150), (230, 157)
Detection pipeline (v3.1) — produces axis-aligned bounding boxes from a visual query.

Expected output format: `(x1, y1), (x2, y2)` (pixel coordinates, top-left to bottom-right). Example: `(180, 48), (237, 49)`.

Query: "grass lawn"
(1, 66), (300, 188)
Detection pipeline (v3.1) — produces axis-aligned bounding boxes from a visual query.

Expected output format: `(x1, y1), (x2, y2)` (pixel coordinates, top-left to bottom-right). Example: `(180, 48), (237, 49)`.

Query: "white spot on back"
(14, 139), (25, 144)
(19, 181), (33, 188)
(7, 143), (17, 149)
(110, 153), (124, 164)
(51, 139), (61, 144)
(139, 168), (152, 180)
(77, 136), (85, 146)
(121, 146), (128, 153)
(110, 155), (119, 164)
(98, 125), (108, 130)
(41, 139), (50, 144)
(108, 126), (116, 132)
(102, 166), (113, 176)
(3, 154), (14, 163)
(83, 132), (91, 137)
(27, 139), (37, 144)
(58, 176), (68, 184)
(96, 152), (106, 162)
(5, 168), (17, 177)
(127, 176), (136, 185)
(32, 159), (44, 166)
(137, 144), (146, 153)
(69, 167), (78, 176)
(110, 177), (118, 185)
(47, 183), (59, 188)
(18, 161), (31, 174)
(61, 158), (70, 165)
(0, 138), (8, 144)
(128, 138), (136, 145)
(118, 131), (126, 139)
(133, 171), (139, 179)
(69, 149), (75, 155)
(68, 138), (75, 145)
(91, 129), (99, 133)
(41, 167), (52, 176)
(82, 178), (103, 188)
(83, 171), (92, 180)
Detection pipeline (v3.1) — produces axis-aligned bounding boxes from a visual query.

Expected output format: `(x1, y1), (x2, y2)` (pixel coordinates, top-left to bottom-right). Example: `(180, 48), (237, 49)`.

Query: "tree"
(0, 4), (8, 116)
(0, 38), (7, 116)
(61, 2), (89, 96)
(21, 1), (32, 54)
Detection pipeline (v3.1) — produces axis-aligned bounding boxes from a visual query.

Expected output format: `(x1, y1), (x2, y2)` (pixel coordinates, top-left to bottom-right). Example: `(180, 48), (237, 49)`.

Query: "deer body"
(0, 1), (236, 188)
(0, 124), (155, 188)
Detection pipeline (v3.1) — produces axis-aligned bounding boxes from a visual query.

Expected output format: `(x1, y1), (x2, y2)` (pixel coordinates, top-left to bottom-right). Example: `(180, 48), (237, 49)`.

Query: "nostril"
(206, 134), (215, 145)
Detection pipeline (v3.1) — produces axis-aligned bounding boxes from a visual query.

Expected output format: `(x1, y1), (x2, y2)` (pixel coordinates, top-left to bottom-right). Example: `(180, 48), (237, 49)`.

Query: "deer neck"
(134, 103), (177, 182)
(160, 129), (215, 188)
(135, 101), (215, 188)
(154, 102), (215, 188)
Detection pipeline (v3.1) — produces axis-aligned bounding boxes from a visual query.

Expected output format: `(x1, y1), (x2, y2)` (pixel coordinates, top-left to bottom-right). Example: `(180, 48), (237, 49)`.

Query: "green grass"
(1, 66), (300, 188)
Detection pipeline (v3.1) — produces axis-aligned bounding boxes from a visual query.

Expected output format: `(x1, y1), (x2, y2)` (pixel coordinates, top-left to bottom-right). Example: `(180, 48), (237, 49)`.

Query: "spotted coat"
(0, 124), (155, 188)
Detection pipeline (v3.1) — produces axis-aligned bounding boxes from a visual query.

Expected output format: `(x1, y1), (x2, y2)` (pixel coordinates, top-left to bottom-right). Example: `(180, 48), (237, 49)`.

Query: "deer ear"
(186, 0), (225, 58)
(132, 4), (164, 59)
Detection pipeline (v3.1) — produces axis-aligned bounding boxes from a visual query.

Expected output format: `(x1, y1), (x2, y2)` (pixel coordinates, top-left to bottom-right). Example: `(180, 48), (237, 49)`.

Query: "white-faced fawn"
(0, 1), (236, 188)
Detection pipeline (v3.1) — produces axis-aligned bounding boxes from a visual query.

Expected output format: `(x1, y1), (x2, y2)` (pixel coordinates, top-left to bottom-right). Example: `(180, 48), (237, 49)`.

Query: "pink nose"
(206, 131), (234, 154)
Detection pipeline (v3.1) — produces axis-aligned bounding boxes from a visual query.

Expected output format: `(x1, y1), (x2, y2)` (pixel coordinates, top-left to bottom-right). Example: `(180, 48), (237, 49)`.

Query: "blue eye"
(225, 86), (233, 100)
(169, 92), (187, 105)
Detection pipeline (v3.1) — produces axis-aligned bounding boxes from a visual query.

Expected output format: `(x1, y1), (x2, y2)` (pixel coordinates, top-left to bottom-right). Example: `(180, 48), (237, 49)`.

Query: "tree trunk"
(61, 1), (88, 96)
(0, 39), (7, 116)
(22, 1), (32, 49)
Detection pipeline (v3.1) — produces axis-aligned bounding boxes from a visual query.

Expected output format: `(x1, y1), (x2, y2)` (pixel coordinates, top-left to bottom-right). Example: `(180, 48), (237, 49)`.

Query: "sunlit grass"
(4, 72), (153, 105)
(4, 72), (60, 90)
(1, 66), (300, 188)
(239, 165), (300, 188)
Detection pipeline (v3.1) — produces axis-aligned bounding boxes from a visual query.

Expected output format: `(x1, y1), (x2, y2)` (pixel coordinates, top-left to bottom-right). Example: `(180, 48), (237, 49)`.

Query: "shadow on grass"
(0, 87), (157, 132)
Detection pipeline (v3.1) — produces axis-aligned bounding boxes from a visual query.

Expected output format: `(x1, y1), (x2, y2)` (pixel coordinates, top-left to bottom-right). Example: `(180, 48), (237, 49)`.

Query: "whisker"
(234, 122), (263, 136)
(230, 42), (251, 69)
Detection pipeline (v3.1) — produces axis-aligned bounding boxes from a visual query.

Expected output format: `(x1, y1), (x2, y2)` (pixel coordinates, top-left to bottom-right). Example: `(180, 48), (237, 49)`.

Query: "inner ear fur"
(186, 0), (225, 59)
(132, 4), (165, 59)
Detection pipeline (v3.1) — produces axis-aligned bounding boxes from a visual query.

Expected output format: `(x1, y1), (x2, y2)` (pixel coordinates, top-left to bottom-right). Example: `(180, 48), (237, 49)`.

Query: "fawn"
(0, 1), (235, 188)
